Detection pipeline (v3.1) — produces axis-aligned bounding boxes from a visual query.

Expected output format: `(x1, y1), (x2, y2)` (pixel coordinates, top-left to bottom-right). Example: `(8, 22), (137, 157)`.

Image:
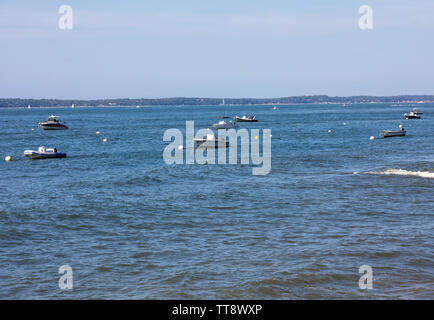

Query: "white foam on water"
(363, 168), (434, 179)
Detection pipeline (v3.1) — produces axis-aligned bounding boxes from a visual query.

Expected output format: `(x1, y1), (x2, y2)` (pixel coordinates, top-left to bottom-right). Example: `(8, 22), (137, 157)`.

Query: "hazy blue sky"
(1, 0), (434, 99)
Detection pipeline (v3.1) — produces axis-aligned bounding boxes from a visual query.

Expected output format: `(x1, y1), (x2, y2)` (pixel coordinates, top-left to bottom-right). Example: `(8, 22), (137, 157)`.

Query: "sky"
(1, 0), (434, 99)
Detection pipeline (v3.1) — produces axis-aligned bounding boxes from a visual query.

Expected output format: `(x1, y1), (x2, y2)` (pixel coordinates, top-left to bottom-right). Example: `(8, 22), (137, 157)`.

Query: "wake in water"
(356, 168), (434, 179)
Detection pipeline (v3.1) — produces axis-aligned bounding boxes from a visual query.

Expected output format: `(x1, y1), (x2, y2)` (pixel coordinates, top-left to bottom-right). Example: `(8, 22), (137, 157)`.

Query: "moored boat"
(381, 130), (406, 138)
(381, 125), (406, 138)
(38, 115), (69, 130)
(24, 146), (67, 159)
(234, 115), (258, 122)
(404, 112), (420, 119)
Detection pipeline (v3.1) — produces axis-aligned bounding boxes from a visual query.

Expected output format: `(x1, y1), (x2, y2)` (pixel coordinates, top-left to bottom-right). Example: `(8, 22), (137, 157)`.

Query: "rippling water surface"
(0, 104), (433, 299)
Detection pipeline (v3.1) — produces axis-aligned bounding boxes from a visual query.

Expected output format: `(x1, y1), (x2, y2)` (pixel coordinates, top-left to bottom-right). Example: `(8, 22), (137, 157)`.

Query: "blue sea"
(0, 103), (433, 299)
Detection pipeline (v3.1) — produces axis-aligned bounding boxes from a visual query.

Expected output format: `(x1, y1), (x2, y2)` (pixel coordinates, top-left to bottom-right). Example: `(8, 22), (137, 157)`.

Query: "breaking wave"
(361, 168), (434, 179)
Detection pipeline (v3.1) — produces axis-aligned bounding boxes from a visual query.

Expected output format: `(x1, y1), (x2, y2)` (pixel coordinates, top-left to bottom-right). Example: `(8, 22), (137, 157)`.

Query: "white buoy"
(370, 136), (375, 141)
(5, 156), (12, 162)
(343, 122), (347, 126)
(96, 131), (100, 135)
(103, 138), (107, 142)
(328, 129), (332, 133)
(31, 128), (35, 131)
(178, 145), (183, 150)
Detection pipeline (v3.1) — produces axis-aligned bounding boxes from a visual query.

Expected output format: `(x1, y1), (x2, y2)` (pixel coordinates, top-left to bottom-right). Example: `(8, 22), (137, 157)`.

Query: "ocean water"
(0, 103), (433, 299)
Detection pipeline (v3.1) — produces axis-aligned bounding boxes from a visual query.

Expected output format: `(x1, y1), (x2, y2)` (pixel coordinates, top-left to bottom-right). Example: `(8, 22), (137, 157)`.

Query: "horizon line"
(2, 94), (434, 101)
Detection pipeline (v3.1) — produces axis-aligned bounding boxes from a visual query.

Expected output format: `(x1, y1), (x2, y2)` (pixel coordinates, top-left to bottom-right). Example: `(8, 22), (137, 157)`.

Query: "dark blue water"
(0, 104), (433, 299)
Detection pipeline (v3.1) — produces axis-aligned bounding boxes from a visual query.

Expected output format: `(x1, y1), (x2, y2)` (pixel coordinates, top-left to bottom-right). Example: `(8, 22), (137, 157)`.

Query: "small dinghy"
(194, 134), (229, 148)
(211, 120), (237, 130)
(234, 115), (258, 122)
(381, 125), (406, 138)
(24, 146), (67, 159)
(38, 115), (68, 130)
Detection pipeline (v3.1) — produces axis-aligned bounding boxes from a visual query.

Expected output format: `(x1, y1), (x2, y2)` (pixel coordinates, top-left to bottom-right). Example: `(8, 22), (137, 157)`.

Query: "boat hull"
(404, 114), (420, 119)
(39, 123), (69, 130)
(234, 117), (258, 122)
(381, 130), (406, 138)
(24, 151), (67, 159)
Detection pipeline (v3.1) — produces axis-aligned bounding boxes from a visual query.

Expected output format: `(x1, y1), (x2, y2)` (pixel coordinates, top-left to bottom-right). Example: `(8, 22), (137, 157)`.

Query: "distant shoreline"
(1, 95), (434, 108)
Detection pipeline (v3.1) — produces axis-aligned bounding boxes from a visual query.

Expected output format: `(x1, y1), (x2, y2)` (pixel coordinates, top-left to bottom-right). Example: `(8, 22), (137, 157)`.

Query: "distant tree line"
(1, 95), (434, 108)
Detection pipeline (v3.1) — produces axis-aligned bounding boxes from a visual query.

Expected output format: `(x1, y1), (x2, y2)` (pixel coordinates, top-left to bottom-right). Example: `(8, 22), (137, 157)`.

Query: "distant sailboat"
(71, 104), (75, 108)
(219, 99), (230, 119)
(28, 105), (31, 109)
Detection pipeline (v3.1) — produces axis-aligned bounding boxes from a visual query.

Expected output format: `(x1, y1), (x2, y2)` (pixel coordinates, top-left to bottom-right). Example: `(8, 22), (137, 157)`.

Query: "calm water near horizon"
(0, 103), (433, 299)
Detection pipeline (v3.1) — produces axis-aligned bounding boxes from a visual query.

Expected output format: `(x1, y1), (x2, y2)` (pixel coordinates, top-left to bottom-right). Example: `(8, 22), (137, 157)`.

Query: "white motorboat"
(211, 120), (237, 129)
(24, 146), (67, 159)
(38, 115), (69, 130)
(234, 115), (258, 122)
(194, 134), (229, 148)
(404, 111), (420, 119)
